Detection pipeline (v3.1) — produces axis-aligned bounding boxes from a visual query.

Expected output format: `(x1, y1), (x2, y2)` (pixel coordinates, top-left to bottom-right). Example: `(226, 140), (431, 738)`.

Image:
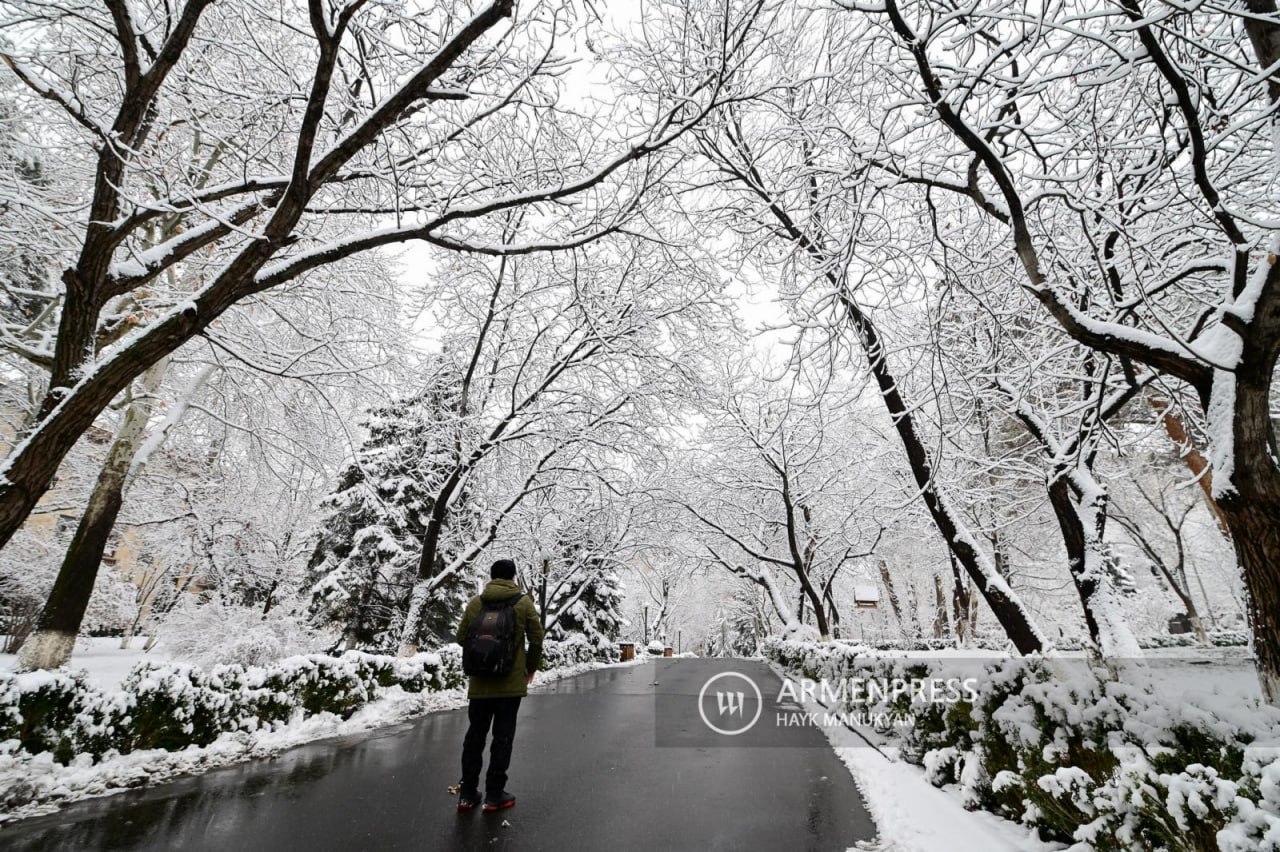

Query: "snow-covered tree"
(0, 0), (765, 642)
(639, 2), (1051, 654)
(709, 585), (776, 657)
(674, 361), (883, 641)
(394, 234), (728, 654)
(545, 561), (626, 654)
(788, 0), (1280, 698)
(306, 375), (476, 652)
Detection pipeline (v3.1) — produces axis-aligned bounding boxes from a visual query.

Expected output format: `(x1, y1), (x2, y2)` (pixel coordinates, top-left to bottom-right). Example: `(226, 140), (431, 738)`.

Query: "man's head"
(491, 558), (517, 580)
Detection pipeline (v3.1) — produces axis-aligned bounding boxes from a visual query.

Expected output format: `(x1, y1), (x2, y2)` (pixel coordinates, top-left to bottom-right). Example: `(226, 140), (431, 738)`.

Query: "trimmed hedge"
(539, 634), (608, 669)
(0, 638), (605, 767)
(0, 649), (464, 765)
(764, 638), (1280, 851)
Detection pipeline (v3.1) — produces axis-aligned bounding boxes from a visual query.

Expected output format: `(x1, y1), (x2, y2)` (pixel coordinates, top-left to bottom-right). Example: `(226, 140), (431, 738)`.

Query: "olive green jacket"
(454, 579), (544, 699)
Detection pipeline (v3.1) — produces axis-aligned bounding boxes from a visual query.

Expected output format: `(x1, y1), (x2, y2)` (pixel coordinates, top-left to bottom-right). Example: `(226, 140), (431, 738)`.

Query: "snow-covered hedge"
(539, 635), (608, 669)
(0, 649), (464, 766)
(1, 637), (614, 768)
(764, 639), (1280, 850)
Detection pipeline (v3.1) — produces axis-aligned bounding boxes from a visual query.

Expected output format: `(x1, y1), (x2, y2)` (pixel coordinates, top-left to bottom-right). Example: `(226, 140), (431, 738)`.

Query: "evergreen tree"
(305, 373), (475, 652)
(545, 546), (627, 653)
(0, 96), (54, 328)
(711, 585), (775, 657)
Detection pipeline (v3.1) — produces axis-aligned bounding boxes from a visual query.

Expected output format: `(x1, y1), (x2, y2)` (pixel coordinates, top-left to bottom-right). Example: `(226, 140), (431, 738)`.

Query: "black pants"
(460, 696), (522, 796)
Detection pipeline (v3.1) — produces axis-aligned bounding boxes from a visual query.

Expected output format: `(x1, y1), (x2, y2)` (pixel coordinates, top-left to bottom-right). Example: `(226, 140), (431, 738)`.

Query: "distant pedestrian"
(454, 558), (544, 813)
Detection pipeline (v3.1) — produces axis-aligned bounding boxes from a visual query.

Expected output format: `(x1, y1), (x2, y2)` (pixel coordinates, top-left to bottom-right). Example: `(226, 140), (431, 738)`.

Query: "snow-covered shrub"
(7, 670), (92, 762)
(1131, 632), (1250, 650)
(258, 654), (381, 719)
(123, 662), (244, 751)
(0, 648), (466, 765)
(71, 688), (137, 759)
(540, 636), (602, 669)
(158, 597), (326, 668)
(432, 644), (465, 689)
(763, 638), (874, 683)
(0, 674), (20, 745)
(391, 649), (464, 693)
(1208, 632), (1251, 649)
(1220, 754), (1280, 851)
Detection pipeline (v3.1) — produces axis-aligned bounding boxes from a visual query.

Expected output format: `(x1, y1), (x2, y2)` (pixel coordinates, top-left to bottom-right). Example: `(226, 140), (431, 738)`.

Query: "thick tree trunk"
(822, 584), (842, 639)
(18, 359), (168, 670)
(0, 286), (236, 551)
(1243, 0), (1280, 107)
(800, 576), (830, 640)
(790, 574), (830, 641)
(1219, 482), (1280, 703)
(1047, 478), (1101, 644)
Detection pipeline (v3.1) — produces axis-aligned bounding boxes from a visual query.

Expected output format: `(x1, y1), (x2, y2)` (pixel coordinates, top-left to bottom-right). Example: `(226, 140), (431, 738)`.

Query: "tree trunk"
(1218, 482), (1280, 703)
(1045, 472), (1142, 660)
(36, 276), (98, 422)
(18, 359), (168, 670)
(905, 581), (922, 640)
(879, 561), (904, 629)
(539, 559), (549, 632)
(798, 576), (830, 640)
(949, 555), (971, 644)
(1150, 557), (1210, 645)
(822, 584), (842, 639)
(0, 288), (228, 551)
(933, 573), (950, 640)
(1243, 0), (1280, 107)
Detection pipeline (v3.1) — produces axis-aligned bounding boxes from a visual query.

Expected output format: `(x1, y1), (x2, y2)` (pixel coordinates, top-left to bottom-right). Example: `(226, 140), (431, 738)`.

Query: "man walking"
(454, 558), (544, 813)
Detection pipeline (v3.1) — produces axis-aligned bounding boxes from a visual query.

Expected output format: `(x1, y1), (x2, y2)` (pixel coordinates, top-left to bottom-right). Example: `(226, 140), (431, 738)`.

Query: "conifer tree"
(306, 374), (475, 651)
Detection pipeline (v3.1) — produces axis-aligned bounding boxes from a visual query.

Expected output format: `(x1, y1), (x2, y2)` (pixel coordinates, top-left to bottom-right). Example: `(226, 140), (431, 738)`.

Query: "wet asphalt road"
(0, 659), (875, 851)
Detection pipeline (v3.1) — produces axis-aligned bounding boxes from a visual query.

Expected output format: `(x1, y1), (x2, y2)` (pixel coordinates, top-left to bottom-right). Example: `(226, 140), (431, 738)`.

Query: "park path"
(1, 659), (875, 851)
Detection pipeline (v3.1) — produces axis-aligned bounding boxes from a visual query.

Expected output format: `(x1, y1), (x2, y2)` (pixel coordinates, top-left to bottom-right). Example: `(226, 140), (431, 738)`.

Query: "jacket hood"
(480, 578), (524, 602)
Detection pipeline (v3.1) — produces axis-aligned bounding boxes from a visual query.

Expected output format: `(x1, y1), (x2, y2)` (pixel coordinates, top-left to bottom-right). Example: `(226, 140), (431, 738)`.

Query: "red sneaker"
(482, 792), (516, 812)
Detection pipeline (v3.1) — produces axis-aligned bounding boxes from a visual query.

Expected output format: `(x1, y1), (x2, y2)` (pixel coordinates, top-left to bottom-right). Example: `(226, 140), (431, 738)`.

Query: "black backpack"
(462, 597), (521, 676)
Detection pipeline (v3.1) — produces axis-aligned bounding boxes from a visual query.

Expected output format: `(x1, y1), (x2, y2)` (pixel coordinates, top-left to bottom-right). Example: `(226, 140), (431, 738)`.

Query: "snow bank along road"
(1, 659), (875, 851)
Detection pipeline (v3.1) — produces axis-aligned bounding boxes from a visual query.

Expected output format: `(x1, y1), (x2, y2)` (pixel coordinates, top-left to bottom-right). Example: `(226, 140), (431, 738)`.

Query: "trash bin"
(619, 643), (636, 662)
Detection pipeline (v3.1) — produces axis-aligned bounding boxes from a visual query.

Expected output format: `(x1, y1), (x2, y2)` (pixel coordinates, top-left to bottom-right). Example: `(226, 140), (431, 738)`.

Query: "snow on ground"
(0, 637), (171, 690)
(1141, 647), (1262, 703)
(835, 746), (1057, 852)
(0, 653), (649, 825)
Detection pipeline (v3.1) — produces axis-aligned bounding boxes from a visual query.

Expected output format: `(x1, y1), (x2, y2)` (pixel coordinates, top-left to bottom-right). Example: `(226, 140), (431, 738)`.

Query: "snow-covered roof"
(853, 584), (880, 603)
